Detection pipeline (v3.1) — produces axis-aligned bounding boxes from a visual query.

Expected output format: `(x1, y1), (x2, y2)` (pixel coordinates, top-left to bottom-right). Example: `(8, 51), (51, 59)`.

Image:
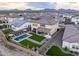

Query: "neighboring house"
(71, 16), (79, 25)
(7, 16), (24, 23)
(62, 25), (79, 52)
(0, 16), (9, 28)
(63, 13), (73, 18)
(57, 17), (65, 24)
(0, 15), (8, 22)
(31, 18), (59, 38)
(7, 16), (31, 31)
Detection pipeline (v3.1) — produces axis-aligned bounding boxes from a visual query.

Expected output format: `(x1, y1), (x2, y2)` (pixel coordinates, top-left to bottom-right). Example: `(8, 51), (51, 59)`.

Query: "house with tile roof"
(31, 17), (59, 38)
(62, 25), (79, 52)
(7, 16), (31, 31)
(71, 16), (79, 25)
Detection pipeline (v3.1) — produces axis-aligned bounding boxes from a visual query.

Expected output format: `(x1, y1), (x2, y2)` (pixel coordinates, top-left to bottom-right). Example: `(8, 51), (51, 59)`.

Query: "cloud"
(0, 2), (79, 10)
(26, 2), (54, 9)
(55, 2), (79, 10)
(0, 2), (56, 10)
(0, 2), (27, 10)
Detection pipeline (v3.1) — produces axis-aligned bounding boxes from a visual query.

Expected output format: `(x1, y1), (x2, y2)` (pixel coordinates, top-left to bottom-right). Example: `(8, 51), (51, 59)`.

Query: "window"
(33, 24), (37, 26)
(32, 28), (36, 33)
(72, 46), (75, 48)
(72, 45), (79, 50)
(40, 24), (45, 27)
(75, 46), (79, 49)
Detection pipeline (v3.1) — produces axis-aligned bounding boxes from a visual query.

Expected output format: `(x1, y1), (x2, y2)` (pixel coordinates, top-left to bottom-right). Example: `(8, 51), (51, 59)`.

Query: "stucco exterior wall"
(71, 18), (79, 22)
(31, 23), (40, 30)
(31, 22), (58, 35)
(49, 28), (57, 35)
(62, 41), (79, 52)
(71, 18), (79, 24)
(8, 17), (24, 23)
(11, 22), (31, 31)
(32, 23), (58, 30)
(44, 23), (58, 29)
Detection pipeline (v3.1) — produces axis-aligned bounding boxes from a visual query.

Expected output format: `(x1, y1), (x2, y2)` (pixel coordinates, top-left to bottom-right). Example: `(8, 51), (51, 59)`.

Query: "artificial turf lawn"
(3, 28), (14, 34)
(29, 33), (45, 42)
(20, 39), (41, 49)
(46, 46), (73, 56)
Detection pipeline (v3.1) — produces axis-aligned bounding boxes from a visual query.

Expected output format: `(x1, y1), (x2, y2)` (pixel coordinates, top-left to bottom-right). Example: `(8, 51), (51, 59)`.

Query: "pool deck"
(13, 33), (47, 45)
(26, 38), (47, 45)
(13, 33), (32, 42)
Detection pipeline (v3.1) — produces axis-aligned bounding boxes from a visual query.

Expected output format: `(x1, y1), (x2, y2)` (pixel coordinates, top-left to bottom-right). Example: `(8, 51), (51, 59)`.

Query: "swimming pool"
(14, 33), (31, 42)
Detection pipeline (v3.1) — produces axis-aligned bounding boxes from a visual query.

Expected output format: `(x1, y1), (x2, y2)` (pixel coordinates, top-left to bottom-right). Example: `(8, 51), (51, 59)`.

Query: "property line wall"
(0, 30), (41, 56)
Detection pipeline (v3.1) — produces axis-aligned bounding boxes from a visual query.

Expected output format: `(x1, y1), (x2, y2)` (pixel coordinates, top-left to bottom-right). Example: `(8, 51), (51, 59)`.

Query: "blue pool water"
(15, 34), (29, 41)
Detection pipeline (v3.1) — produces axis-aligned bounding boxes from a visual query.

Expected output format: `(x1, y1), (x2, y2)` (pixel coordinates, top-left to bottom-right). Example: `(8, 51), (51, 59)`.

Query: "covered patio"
(36, 27), (51, 38)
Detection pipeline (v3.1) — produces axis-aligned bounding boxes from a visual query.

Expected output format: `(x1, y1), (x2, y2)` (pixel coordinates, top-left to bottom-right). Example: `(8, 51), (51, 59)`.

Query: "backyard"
(20, 39), (41, 49)
(29, 33), (45, 42)
(12, 32), (45, 49)
(46, 46), (73, 56)
(64, 17), (74, 24)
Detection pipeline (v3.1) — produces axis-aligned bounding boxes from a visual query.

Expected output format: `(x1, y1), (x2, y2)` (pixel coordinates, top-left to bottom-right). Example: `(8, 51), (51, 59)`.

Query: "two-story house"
(62, 25), (79, 52)
(71, 16), (79, 25)
(31, 18), (59, 38)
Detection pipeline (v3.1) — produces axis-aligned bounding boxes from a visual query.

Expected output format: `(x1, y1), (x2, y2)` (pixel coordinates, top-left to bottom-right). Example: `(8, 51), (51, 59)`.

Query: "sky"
(0, 2), (79, 10)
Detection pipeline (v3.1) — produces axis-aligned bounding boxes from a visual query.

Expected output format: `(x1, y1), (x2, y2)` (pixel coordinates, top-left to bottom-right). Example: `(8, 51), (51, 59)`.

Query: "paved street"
(38, 28), (64, 55)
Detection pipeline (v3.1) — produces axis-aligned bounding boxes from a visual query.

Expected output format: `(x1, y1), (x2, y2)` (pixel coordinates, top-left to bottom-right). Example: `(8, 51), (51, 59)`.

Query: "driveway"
(38, 28), (65, 55)
(51, 28), (64, 47)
